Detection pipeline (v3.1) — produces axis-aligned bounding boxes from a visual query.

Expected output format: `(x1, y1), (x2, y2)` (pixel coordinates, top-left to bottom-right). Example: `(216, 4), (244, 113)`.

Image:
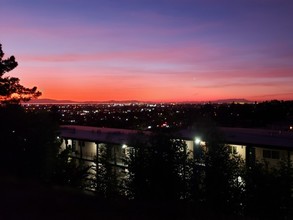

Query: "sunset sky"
(1, 0), (293, 102)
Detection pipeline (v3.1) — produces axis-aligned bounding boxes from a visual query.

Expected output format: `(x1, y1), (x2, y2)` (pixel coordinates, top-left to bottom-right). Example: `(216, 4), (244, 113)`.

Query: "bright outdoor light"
(238, 176), (243, 184)
(122, 144), (127, 149)
(194, 138), (201, 145)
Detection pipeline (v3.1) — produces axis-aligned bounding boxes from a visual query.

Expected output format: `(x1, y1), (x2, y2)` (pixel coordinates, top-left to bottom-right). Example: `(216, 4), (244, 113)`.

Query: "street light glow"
(194, 138), (201, 145)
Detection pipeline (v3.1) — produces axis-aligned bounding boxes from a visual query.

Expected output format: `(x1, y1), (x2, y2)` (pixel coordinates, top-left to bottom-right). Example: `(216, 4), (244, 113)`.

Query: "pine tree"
(126, 133), (192, 201)
(0, 44), (41, 104)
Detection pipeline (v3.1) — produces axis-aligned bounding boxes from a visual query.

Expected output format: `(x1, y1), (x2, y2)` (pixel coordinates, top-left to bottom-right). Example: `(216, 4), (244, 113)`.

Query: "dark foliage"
(52, 148), (91, 188)
(192, 122), (245, 215)
(0, 43), (41, 103)
(244, 160), (293, 219)
(94, 144), (121, 198)
(126, 133), (192, 201)
(0, 104), (60, 180)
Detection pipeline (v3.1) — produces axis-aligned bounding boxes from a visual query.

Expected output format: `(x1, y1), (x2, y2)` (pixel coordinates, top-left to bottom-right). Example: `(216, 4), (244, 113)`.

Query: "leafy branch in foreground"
(0, 44), (41, 104)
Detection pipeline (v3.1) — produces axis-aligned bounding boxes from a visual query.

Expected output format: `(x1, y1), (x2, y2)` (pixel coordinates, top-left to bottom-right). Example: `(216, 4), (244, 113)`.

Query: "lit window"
(229, 146), (237, 154)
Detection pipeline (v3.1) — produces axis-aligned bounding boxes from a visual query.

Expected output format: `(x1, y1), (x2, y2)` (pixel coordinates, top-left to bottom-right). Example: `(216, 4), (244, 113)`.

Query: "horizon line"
(23, 98), (293, 105)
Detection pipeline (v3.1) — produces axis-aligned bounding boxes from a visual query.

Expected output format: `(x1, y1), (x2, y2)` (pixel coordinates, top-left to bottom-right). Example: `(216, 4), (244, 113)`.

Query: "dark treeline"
(210, 101), (293, 129)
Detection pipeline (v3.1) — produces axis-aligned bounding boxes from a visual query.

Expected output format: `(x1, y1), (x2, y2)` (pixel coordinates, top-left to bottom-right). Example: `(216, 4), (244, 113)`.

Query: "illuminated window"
(228, 146), (237, 154)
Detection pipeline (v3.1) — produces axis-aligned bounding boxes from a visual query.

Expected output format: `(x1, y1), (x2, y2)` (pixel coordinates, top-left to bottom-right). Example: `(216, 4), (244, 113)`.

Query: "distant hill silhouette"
(27, 99), (77, 104)
(26, 98), (252, 104)
(209, 98), (252, 104)
(26, 99), (142, 104)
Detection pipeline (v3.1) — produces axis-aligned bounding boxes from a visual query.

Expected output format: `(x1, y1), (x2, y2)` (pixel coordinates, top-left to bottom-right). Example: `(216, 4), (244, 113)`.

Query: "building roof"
(178, 127), (293, 149)
(220, 127), (293, 149)
(60, 125), (293, 149)
(60, 125), (150, 145)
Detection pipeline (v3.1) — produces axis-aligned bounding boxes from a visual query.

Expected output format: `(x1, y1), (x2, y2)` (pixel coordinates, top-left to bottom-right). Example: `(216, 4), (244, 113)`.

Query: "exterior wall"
(185, 140), (194, 158)
(82, 141), (96, 160)
(60, 138), (129, 167)
(61, 138), (98, 160)
(60, 138), (130, 191)
(60, 139), (66, 151)
(255, 147), (288, 167)
(60, 125), (293, 173)
(61, 137), (292, 168)
(60, 132), (293, 188)
(112, 144), (125, 166)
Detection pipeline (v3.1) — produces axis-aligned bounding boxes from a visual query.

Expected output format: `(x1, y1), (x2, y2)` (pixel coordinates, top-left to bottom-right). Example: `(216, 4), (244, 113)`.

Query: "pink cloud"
(18, 45), (211, 64)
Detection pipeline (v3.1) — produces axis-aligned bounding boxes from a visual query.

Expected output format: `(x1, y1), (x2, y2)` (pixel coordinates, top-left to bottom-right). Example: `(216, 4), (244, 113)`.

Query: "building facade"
(60, 125), (293, 190)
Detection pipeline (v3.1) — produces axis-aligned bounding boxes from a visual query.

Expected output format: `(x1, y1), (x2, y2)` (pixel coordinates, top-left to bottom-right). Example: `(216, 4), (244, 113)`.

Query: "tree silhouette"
(0, 44), (41, 104)
(94, 144), (122, 198)
(126, 133), (192, 201)
(244, 159), (293, 219)
(0, 104), (61, 179)
(194, 119), (245, 215)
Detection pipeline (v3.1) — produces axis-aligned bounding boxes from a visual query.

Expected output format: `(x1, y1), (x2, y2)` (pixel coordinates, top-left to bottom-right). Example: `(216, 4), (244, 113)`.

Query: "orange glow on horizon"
(2, 1), (293, 103)
(15, 63), (292, 103)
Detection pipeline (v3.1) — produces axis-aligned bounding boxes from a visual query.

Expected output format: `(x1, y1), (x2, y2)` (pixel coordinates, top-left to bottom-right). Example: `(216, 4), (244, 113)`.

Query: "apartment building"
(59, 125), (293, 188)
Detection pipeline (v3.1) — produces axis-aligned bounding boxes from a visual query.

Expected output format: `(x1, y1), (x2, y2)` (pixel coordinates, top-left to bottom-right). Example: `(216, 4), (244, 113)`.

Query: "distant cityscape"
(23, 100), (293, 131)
